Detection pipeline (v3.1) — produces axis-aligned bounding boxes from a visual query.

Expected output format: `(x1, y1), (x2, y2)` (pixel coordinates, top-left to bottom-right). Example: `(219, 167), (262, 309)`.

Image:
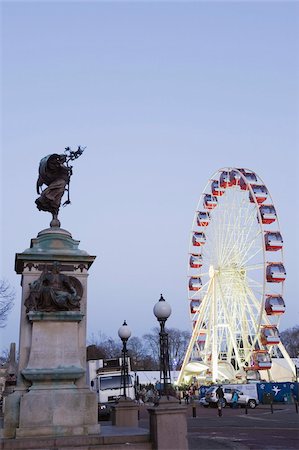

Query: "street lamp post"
(153, 294), (172, 397)
(118, 320), (131, 399)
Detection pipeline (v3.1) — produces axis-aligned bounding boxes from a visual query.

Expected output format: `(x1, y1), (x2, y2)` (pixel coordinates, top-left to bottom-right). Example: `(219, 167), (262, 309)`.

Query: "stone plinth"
(3, 227), (99, 439)
(16, 387), (98, 438)
(147, 396), (188, 450)
(22, 311), (85, 383)
(111, 398), (139, 427)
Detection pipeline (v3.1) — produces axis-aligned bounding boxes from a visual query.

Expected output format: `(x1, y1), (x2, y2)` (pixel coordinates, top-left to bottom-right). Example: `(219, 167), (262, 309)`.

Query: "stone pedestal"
(111, 398), (139, 427)
(147, 396), (188, 450)
(3, 227), (99, 439)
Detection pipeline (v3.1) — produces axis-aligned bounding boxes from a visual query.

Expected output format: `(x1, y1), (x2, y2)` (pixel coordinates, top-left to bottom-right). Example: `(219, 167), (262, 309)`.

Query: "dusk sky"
(1, 1), (298, 351)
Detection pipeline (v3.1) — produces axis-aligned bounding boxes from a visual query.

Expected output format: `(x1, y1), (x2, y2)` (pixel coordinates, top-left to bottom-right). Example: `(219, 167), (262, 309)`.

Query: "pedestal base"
(111, 398), (139, 427)
(148, 396), (188, 450)
(16, 387), (100, 438)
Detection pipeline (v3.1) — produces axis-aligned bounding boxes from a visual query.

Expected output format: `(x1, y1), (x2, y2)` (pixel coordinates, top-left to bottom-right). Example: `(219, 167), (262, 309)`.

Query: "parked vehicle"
(198, 396), (210, 407)
(204, 385), (259, 409)
(96, 372), (135, 417)
(88, 358), (136, 419)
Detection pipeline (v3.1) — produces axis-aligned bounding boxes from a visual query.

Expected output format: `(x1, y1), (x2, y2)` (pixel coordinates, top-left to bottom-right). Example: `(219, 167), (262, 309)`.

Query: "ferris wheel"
(178, 168), (296, 384)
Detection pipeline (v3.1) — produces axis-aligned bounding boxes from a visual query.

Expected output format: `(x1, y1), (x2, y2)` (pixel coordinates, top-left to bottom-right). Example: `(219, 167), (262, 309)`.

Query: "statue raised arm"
(35, 146), (85, 227)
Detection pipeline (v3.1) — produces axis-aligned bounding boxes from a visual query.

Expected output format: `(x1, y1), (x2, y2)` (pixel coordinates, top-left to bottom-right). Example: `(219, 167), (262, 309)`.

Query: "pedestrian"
(216, 385), (224, 401)
(147, 387), (154, 404)
(232, 390), (239, 408)
(185, 390), (190, 404)
(216, 385), (224, 416)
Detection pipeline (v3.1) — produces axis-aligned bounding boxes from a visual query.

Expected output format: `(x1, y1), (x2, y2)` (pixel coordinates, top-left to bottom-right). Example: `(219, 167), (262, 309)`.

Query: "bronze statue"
(35, 146), (85, 227)
(25, 262), (83, 313)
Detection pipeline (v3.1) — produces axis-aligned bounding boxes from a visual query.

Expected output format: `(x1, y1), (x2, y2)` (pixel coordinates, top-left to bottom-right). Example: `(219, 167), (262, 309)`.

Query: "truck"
(87, 358), (136, 419)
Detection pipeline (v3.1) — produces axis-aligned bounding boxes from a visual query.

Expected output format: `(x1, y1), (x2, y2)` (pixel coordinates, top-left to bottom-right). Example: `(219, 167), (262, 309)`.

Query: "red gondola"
(266, 263), (286, 283)
(249, 185), (268, 204)
(260, 325), (280, 346)
(211, 180), (225, 196)
(190, 299), (201, 314)
(192, 232), (206, 247)
(203, 194), (218, 210)
(240, 171), (258, 190)
(265, 295), (285, 315)
(219, 171), (233, 189)
(259, 204), (277, 224)
(229, 169), (243, 186)
(197, 211), (211, 227)
(198, 331), (206, 343)
(264, 232), (283, 251)
(189, 254), (203, 268)
(249, 350), (272, 370)
(249, 184), (268, 203)
(189, 277), (202, 291)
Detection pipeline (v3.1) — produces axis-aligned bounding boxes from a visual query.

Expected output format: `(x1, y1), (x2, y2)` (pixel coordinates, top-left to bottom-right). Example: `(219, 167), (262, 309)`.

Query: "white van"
(204, 384), (259, 409)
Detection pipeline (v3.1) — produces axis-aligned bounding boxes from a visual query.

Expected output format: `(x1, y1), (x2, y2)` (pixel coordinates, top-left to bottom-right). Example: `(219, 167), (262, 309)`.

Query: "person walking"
(216, 385), (225, 416)
(232, 390), (239, 409)
(184, 390), (190, 404)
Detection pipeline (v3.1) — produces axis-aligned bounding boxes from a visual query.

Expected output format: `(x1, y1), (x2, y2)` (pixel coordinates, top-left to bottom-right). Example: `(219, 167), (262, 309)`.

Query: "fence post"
(192, 405), (196, 418)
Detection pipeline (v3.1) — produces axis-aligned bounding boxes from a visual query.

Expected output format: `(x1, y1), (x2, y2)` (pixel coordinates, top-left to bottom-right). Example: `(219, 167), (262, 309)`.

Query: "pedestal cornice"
(15, 227), (96, 274)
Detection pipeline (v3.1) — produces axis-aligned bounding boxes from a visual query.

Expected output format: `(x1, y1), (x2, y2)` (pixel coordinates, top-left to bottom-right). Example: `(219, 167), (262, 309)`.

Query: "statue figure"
(35, 146), (85, 227)
(25, 262), (83, 313)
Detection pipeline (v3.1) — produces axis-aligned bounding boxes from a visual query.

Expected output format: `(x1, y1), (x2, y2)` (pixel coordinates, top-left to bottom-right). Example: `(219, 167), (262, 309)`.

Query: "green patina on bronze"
(15, 228), (96, 274)
(22, 366), (85, 382)
(27, 311), (84, 322)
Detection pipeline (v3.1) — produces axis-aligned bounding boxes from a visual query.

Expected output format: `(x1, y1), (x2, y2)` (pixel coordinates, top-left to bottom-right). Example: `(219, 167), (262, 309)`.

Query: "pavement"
(1, 403), (298, 449)
(137, 402), (299, 449)
(186, 403), (299, 449)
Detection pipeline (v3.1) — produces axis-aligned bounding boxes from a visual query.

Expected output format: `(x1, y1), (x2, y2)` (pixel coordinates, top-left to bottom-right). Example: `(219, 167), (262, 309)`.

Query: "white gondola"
(211, 180), (225, 196)
(219, 170), (233, 188)
(259, 204), (277, 224)
(249, 185), (268, 204)
(240, 171), (258, 190)
(190, 299), (201, 314)
(203, 194), (218, 210)
(189, 277), (202, 291)
(265, 295), (285, 315)
(260, 325), (280, 345)
(264, 232), (283, 251)
(192, 232), (206, 246)
(249, 350), (272, 370)
(266, 262), (286, 282)
(189, 254), (203, 268)
(197, 211), (210, 227)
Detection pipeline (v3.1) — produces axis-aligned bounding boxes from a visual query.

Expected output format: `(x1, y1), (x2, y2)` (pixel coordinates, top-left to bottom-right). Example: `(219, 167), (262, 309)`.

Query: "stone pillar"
(111, 398), (139, 427)
(3, 227), (99, 438)
(147, 396), (188, 450)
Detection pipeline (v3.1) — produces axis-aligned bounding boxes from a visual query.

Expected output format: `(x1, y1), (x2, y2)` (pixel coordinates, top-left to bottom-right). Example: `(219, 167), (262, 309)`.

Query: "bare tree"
(168, 328), (191, 369)
(0, 280), (15, 328)
(143, 327), (191, 370)
(127, 336), (144, 366)
(280, 325), (299, 358)
(87, 327), (191, 370)
(0, 348), (10, 366)
(143, 327), (160, 365)
(127, 336), (157, 370)
(87, 332), (121, 360)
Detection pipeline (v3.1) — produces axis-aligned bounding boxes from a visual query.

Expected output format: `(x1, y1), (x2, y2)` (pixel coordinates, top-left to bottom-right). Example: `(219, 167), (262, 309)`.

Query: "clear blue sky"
(1, 1), (298, 350)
